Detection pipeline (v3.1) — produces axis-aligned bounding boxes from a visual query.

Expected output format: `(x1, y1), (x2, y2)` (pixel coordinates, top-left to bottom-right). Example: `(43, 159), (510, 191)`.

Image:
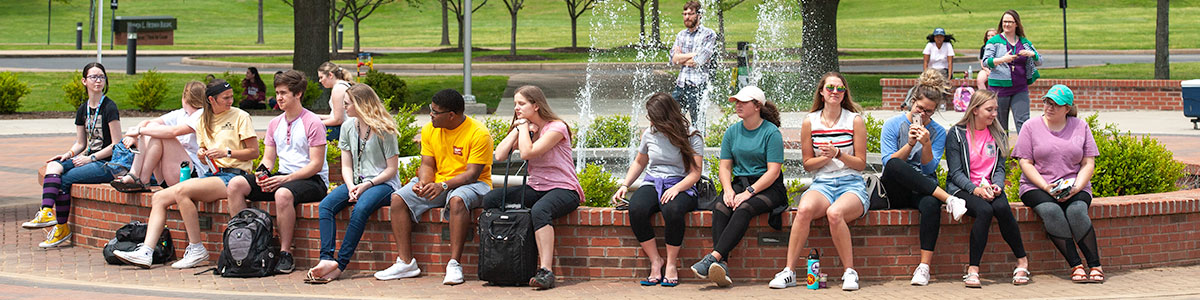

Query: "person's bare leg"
(639, 240), (664, 279)
(826, 194), (864, 269)
(390, 194), (414, 262)
(226, 176), (251, 215)
(150, 177), (228, 245)
(274, 188), (297, 251)
(153, 137), (187, 186)
(447, 196), (468, 261)
(784, 193), (831, 269)
(664, 244), (681, 279)
(535, 226), (555, 269)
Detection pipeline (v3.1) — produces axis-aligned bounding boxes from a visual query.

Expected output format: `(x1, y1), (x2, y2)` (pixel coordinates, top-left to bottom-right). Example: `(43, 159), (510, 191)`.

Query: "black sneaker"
(709, 261), (732, 287)
(276, 251), (295, 274)
(529, 267), (555, 290)
(690, 254), (717, 279)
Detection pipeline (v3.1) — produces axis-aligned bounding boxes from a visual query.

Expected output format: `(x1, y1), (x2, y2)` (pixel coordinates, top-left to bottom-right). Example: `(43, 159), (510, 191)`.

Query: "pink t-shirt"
(265, 109), (329, 184)
(1011, 117), (1099, 196)
(967, 128), (998, 185)
(526, 121), (585, 203)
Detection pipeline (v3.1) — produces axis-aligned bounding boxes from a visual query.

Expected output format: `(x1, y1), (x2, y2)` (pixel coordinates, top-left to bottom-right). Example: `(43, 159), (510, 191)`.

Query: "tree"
(285, 0), (331, 79)
(622, 0), (650, 44)
(799, 0), (839, 93)
(87, 0), (95, 43)
(257, 0), (265, 44)
(342, 0), (399, 54)
(447, 0), (488, 48)
(713, 0), (747, 50)
(440, 0), (451, 46)
(330, 0), (350, 56)
(650, 0), (661, 46)
(563, 0), (597, 48)
(1155, 0), (1169, 79)
(501, 0), (524, 56)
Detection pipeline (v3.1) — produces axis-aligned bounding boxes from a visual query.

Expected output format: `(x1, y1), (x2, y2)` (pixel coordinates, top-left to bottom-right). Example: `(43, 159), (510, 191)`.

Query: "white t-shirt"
(923, 42), (955, 70)
(162, 108), (208, 175)
(265, 109), (329, 184)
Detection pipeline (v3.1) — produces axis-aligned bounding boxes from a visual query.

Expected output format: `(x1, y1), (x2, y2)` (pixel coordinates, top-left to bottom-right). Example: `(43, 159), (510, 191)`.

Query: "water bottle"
(179, 161), (191, 182)
(806, 248), (821, 290)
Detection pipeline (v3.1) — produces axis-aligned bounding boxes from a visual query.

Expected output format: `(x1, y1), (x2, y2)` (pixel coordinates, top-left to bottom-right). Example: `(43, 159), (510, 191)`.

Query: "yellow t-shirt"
(191, 108), (256, 173)
(421, 116), (493, 187)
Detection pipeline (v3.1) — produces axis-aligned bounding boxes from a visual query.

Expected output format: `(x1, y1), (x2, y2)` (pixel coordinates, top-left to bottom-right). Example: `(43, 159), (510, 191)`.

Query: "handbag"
(864, 174), (891, 210)
(103, 142), (136, 177)
(694, 175), (719, 211)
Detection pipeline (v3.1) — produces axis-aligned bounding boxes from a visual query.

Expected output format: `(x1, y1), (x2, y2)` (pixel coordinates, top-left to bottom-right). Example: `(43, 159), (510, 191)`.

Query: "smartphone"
(256, 164), (271, 181)
(1050, 178), (1075, 199)
(614, 199), (630, 211)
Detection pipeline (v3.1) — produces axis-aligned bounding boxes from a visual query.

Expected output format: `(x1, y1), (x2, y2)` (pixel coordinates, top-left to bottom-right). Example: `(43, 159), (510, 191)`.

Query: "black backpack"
(478, 157), (538, 286)
(102, 220), (176, 265)
(214, 207), (280, 277)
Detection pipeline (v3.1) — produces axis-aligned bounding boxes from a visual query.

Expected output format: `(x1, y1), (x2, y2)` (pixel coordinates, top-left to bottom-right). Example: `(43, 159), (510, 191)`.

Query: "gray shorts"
(394, 178), (491, 223)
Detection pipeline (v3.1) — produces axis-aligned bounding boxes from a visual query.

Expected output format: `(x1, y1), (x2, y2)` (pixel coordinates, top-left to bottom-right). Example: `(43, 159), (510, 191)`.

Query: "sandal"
(1012, 267), (1031, 285)
(1089, 267), (1105, 283)
(1070, 265), (1089, 283)
(304, 269), (335, 284)
(639, 276), (662, 286)
(963, 272), (982, 288)
(661, 278), (679, 287)
(111, 174), (151, 193)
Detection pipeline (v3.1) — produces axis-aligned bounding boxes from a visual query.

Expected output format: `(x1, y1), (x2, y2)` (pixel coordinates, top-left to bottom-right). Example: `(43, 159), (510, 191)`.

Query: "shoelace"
(43, 226), (58, 240)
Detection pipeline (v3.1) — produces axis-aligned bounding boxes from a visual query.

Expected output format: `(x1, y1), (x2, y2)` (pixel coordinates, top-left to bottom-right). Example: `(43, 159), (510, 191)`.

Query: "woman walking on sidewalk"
(944, 89), (1030, 287)
(612, 93), (704, 287)
(24, 62), (123, 248)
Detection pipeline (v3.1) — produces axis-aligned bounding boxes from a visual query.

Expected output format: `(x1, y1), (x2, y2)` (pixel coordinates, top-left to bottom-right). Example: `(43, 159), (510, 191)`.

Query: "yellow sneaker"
(22, 207), (57, 229)
(39, 224), (72, 248)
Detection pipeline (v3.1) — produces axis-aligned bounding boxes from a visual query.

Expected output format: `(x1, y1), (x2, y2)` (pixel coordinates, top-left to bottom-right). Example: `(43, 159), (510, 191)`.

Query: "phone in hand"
(256, 164), (271, 181)
(614, 198), (630, 211)
(1050, 178), (1076, 199)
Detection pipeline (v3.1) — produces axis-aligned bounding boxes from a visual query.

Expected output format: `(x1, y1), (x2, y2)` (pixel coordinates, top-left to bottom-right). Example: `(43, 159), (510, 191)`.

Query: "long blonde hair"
(954, 89), (1009, 157)
(346, 84), (399, 136)
(319, 62), (354, 82)
(183, 80), (205, 109)
(513, 85), (572, 138)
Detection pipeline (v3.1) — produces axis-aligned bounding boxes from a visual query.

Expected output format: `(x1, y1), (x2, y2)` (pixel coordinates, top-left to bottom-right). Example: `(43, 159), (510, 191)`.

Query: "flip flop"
(661, 278), (679, 287)
(304, 269), (334, 284)
(639, 276), (662, 286)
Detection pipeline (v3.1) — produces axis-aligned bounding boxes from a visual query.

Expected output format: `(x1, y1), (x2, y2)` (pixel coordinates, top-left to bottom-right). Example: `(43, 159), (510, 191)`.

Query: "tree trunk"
(354, 19), (362, 54)
(257, 0), (265, 44)
(650, 0), (660, 46)
(510, 12), (518, 56)
(717, 9), (725, 52)
(571, 15), (578, 48)
(638, 8), (646, 43)
(88, 0), (95, 43)
(440, 0), (452, 46)
(456, 15), (464, 49)
(1155, 0), (1169, 79)
(294, 0), (331, 80)
(799, 0), (839, 92)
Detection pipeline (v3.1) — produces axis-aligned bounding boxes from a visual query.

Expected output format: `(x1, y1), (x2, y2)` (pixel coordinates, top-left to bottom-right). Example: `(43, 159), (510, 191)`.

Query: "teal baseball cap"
(1043, 84), (1074, 106)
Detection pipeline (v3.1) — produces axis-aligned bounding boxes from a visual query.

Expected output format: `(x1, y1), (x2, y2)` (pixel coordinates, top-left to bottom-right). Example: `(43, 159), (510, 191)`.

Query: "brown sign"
(115, 31), (174, 45)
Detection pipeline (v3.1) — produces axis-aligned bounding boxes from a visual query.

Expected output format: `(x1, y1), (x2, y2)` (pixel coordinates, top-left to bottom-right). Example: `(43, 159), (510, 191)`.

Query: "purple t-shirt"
(1011, 117), (1099, 196)
(990, 37), (1028, 97)
(526, 121), (585, 203)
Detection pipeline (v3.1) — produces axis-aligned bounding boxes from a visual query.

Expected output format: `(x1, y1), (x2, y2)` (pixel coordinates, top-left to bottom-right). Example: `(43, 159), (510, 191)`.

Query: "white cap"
(729, 86), (766, 105)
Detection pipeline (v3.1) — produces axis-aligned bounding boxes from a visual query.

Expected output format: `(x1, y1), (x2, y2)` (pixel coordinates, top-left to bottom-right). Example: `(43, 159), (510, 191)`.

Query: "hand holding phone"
(256, 164), (271, 181)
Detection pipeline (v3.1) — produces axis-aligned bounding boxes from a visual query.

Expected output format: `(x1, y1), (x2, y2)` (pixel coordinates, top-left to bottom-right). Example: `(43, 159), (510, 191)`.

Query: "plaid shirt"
(670, 25), (717, 87)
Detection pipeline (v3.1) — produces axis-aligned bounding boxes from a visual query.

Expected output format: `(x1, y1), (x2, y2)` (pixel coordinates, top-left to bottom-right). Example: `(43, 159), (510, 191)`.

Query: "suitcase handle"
(501, 146), (529, 212)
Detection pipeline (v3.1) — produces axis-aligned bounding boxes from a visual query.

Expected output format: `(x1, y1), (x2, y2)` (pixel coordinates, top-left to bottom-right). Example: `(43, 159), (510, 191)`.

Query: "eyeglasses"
(86, 75), (107, 82)
(429, 105), (452, 116)
(824, 84), (847, 93)
(1043, 99), (1067, 109)
(913, 105), (935, 116)
(1002, 20), (1016, 24)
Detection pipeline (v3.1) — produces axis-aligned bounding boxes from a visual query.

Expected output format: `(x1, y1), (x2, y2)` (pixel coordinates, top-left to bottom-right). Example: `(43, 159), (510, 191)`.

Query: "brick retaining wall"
(880, 79), (1184, 111)
(69, 184), (1200, 282)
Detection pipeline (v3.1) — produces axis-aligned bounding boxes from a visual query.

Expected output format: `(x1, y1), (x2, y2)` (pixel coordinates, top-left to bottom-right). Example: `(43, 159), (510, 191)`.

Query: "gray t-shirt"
(339, 118), (402, 190)
(638, 127), (705, 179)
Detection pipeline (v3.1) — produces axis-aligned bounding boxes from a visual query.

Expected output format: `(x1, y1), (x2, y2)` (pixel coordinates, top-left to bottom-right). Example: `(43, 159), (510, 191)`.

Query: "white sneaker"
(171, 243), (210, 269)
(443, 259), (464, 285)
(910, 263), (931, 286)
(947, 196), (967, 221)
(113, 245), (154, 269)
(374, 257), (421, 280)
(842, 268), (860, 291)
(769, 268), (797, 289)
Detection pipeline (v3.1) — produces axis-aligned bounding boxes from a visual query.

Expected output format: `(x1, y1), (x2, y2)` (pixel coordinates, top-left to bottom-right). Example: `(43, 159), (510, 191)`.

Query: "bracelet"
(65, 150), (75, 158)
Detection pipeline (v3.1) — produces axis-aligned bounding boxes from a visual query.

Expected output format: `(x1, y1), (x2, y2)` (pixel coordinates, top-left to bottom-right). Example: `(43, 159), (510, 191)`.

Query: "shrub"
(578, 163), (619, 207)
(785, 177), (806, 207)
(577, 114), (635, 148)
(392, 102), (421, 157)
(484, 117), (511, 148)
(706, 106), (736, 147)
(706, 155), (723, 193)
(220, 71), (245, 106)
(326, 141), (341, 166)
(864, 113), (884, 153)
(1006, 157), (1021, 203)
(0, 72), (31, 114)
(128, 70), (169, 111)
(396, 156), (422, 184)
(62, 71), (86, 109)
(1086, 114), (1184, 197)
(303, 80), (323, 108)
(364, 70), (411, 111)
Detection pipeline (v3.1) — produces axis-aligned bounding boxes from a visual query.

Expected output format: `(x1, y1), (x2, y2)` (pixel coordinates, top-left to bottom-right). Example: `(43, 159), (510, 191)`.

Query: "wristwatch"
(226, 148), (232, 158)
(745, 186), (756, 196)
(440, 182), (449, 190)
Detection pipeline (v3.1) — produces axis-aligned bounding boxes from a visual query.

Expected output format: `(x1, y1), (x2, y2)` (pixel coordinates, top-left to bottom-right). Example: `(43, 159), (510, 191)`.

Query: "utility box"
(1183, 79), (1200, 129)
(114, 16), (176, 45)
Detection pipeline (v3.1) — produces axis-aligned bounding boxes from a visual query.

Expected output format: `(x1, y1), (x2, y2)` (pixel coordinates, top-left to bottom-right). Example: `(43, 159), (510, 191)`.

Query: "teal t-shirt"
(719, 120), (785, 176)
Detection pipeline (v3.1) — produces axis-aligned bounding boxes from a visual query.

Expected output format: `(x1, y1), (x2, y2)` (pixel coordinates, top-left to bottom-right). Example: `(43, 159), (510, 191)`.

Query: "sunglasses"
(824, 85), (847, 93)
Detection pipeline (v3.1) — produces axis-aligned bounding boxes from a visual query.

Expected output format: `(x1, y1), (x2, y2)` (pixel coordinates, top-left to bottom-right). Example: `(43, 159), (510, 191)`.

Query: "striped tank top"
(808, 108), (861, 178)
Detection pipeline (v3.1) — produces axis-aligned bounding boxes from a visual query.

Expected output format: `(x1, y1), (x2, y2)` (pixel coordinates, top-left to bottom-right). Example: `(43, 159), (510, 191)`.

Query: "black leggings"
(954, 190), (1027, 266)
(628, 186), (698, 246)
(881, 159), (943, 251)
(1022, 190), (1101, 268)
(482, 185), (580, 230)
(711, 175), (786, 260)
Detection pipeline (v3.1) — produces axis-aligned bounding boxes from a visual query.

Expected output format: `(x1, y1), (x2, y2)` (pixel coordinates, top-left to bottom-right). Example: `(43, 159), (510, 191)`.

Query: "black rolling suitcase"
(477, 154), (538, 286)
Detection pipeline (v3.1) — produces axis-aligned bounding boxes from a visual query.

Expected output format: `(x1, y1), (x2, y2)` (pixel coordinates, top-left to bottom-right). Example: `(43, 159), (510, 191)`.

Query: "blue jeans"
(318, 183), (395, 270)
(671, 83), (706, 122)
(58, 160), (115, 191)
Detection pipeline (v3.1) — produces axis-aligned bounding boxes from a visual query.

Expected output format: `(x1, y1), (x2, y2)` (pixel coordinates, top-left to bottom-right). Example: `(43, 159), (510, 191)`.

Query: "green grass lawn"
(1040, 62), (1200, 80)
(197, 49), (927, 65)
(3, 0), (1196, 50)
(6, 71), (507, 112)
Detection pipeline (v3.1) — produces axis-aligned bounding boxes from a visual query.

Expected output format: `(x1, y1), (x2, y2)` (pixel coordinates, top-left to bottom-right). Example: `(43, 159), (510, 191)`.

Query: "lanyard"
(85, 98), (103, 138)
(355, 128), (372, 185)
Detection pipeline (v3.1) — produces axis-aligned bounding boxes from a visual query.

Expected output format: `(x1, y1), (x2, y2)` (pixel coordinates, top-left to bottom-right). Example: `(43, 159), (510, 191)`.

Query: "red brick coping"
(69, 184), (1200, 282)
(880, 79), (1184, 111)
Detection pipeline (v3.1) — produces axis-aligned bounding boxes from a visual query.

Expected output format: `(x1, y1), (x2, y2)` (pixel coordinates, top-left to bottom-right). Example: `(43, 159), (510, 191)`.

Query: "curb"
(0, 50), (292, 58)
(180, 56), (922, 71)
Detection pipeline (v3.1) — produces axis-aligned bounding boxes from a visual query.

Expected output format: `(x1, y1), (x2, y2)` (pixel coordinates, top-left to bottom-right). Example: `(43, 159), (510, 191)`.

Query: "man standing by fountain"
(670, 0), (718, 123)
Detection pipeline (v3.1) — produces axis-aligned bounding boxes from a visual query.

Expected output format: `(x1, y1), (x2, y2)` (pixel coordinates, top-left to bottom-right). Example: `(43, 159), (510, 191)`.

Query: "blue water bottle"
(806, 248), (821, 289)
(179, 161), (192, 182)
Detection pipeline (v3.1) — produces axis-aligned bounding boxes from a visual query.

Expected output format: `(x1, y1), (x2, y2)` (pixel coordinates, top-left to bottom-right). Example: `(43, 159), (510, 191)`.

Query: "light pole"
(463, 0), (474, 104)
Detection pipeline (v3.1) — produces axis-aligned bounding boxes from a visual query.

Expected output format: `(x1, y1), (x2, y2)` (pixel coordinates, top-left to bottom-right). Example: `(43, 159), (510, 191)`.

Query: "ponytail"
(760, 101), (781, 127)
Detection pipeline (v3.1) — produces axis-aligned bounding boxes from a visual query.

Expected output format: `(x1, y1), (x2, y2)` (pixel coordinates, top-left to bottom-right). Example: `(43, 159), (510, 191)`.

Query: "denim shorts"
(394, 178), (491, 223)
(209, 171), (242, 185)
(801, 174), (870, 218)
